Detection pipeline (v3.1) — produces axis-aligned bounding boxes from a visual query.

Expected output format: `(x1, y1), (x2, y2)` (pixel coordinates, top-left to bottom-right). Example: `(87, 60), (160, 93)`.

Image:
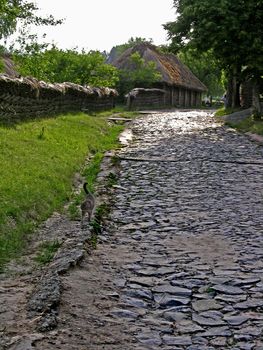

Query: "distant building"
(110, 43), (207, 108)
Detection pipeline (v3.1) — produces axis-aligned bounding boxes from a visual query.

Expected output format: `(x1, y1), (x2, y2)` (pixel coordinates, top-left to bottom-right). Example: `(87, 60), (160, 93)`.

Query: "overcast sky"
(32, 0), (176, 52)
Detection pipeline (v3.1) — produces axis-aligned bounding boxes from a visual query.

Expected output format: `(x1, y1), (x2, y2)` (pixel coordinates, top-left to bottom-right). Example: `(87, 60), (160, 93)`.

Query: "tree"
(14, 46), (119, 87)
(178, 48), (224, 97)
(0, 0), (62, 40)
(164, 0), (263, 112)
(117, 52), (161, 97)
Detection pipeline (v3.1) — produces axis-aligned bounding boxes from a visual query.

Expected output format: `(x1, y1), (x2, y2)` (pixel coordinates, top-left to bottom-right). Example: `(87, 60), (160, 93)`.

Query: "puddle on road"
(119, 128), (133, 146)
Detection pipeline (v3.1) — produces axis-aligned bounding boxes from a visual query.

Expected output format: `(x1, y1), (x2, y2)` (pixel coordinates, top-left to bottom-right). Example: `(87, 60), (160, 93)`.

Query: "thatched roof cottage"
(111, 43), (207, 108)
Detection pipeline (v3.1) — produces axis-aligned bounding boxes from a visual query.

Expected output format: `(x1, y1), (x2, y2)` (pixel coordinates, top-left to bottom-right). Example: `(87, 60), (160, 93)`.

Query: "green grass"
(34, 240), (61, 265)
(106, 172), (118, 188)
(67, 152), (108, 221)
(214, 107), (241, 117)
(88, 203), (111, 248)
(226, 114), (263, 136)
(0, 109), (134, 269)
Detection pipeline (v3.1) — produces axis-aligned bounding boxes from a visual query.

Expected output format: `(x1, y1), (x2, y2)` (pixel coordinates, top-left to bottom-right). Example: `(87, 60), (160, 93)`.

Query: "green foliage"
(178, 48), (224, 96)
(214, 107), (240, 117)
(0, 58), (4, 73)
(0, 111), (127, 269)
(67, 110), (136, 221)
(226, 115), (263, 136)
(0, 0), (62, 40)
(106, 172), (118, 188)
(164, 0), (263, 107)
(90, 203), (110, 235)
(88, 203), (111, 248)
(118, 52), (161, 96)
(67, 152), (104, 221)
(14, 46), (119, 87)
(164, 0), (263, 70)
(0, 45), (7, 73)
(34, 240), (61, 265)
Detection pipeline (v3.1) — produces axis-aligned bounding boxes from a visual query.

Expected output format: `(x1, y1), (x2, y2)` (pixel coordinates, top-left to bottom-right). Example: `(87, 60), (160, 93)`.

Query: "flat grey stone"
(224, 315), (250, 326)
(196, 326), (232, 337)
(187, 346), (215, 350)
(121, 296), (148, 308)
(192, 299), (223, 312)
(163, 311), (189, 322)
(105, 291), (120, 298)
(191, 336), (208, 345)
(234, 334), (253, 342)
(131, 234), (142, 241)
(199, 310), (224, 319)
(162, 335), (192, 346)
(136, 331), (162, 346)
(210, 337), (227, 346)
(235, 299), (263, 309)
(128, 277), (155, 287)
(232, 278), (261, 286)
(210, 277), (232, 284)
(136, 267), (175, 277)
(154, 293), (190, 308)
(124, 288), (153, 301)
(165, 272), (190, 280)
(212, 284), (244, 295)
(222, 305), (235, 312)
(215, 293), (247, 303)
(176, 320), (204, 334)
(234, 342), (255, 350)
(193, 314), (225, 327)
(234, 326), (262, 336)
(152, 284), (192, 296)
(161, 305), (191, 313)
(110, 309), (139, 319)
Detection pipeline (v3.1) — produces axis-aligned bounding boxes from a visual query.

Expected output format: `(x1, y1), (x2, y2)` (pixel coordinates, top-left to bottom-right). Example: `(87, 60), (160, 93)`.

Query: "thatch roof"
(1, 54), (20, 78)
(111, 43), (207, 92)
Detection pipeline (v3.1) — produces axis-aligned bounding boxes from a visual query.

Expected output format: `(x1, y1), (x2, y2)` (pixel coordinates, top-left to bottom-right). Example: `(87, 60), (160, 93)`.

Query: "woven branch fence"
(0, 74), (117, 124)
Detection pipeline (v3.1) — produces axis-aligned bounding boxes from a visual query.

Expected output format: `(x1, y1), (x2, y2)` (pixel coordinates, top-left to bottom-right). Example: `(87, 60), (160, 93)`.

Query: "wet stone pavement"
(38, 110), (263, 350)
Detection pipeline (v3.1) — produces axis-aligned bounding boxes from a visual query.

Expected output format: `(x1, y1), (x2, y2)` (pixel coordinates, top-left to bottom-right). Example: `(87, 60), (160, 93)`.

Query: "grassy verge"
(214, 107), (242, 117)
(225, 115), (263, 136)
(215, 107), (263, 136)
(0, 109), (135, 269)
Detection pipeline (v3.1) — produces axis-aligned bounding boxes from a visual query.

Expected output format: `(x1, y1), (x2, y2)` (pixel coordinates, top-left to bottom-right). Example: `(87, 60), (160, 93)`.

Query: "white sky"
(31, 0), (176, 52)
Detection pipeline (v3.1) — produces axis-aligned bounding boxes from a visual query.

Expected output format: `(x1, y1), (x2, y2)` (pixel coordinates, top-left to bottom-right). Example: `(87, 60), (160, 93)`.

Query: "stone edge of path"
(245, 132), (263, 144)
(220, 107), (253, 124)
(217, 108), (263, 145)
(26, 149), (123, 333)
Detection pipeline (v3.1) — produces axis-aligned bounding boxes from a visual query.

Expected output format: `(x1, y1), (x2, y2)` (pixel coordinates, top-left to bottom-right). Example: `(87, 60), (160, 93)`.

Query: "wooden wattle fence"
(0, 74), (117, 124)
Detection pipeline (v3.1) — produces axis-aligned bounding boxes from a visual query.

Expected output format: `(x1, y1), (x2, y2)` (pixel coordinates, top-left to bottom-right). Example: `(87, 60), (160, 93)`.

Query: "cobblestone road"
(37, 110), (263, 350)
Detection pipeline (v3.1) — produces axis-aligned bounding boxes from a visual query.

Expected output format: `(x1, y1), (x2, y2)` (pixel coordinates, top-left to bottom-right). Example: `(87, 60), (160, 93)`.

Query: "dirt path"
(1, 110), (263, 349)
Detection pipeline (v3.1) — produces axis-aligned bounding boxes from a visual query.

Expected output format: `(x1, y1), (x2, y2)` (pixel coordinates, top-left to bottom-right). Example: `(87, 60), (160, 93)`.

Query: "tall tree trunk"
(231, 74), (237, 108)
(226, 67), (241, 109)
(226, 76), (233, 108)
(252, 81), (262, 115)
(235, 81), (241, 108)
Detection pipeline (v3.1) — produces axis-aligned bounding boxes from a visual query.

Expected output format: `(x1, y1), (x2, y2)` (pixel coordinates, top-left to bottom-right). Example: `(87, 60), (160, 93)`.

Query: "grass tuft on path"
(0, 111), (131, 269)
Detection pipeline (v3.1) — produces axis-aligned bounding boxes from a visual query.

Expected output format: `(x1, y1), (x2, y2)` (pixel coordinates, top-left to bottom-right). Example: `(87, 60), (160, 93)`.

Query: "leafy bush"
(14, 46), (119, 87)
(0, 58), (4, 73)
(117, 52), (161, 97)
